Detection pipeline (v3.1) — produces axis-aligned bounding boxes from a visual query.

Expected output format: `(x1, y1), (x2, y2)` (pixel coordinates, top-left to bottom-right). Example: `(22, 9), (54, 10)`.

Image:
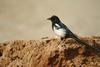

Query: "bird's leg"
(58, 38), (63, 45)
(58, 37), (66, 45)
(57, 37), (67, 51)
(61, 37), (66, 44)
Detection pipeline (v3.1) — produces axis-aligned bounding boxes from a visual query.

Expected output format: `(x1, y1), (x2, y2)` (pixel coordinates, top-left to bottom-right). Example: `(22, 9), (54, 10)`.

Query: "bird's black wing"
(59, 22), (75, 37)
(59, 22), (100, 52)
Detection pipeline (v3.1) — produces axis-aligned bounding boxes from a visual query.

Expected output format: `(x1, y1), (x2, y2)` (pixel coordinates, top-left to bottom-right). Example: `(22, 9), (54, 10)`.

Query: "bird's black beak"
(47, 18), (51, 20)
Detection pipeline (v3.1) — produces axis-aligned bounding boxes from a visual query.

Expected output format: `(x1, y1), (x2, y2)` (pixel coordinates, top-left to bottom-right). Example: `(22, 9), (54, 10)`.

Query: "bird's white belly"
(54, 27), (66, 38)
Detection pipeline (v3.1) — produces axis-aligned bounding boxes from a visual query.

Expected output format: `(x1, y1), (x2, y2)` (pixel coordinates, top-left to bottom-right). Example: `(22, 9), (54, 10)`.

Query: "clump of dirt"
(0, 36), (100, 67)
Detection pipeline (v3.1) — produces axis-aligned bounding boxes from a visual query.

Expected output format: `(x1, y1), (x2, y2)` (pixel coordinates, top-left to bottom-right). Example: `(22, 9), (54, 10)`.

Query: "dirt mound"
(0, 37), (100, 67)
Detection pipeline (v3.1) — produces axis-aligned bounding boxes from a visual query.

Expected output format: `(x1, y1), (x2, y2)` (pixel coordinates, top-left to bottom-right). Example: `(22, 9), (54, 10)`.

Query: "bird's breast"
(53, 27), (67, 38)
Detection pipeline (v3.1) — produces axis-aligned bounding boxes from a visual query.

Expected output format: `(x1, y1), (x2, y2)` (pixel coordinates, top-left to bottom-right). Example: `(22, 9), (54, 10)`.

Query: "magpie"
(47, 15), (100, 52)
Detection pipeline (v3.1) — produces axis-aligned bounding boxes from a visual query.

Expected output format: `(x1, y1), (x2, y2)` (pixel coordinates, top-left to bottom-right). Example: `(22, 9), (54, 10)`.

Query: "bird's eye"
(52, 18), (56, 21)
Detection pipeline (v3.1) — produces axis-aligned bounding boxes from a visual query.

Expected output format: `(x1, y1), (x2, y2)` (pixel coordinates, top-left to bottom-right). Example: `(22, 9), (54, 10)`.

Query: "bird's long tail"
(72, 34), (100, 52)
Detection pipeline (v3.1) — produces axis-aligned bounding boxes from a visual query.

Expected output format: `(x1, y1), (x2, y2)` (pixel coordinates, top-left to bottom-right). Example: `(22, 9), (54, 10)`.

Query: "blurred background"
(0, 0), (100, 42)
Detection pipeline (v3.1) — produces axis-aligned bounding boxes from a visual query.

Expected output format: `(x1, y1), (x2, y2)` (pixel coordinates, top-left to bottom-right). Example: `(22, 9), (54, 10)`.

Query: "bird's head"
(47, 15), (60, 23)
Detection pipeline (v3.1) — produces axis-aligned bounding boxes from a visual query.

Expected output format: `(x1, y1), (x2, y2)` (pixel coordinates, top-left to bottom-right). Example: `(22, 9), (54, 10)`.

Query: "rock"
(0, 37), (100, 67)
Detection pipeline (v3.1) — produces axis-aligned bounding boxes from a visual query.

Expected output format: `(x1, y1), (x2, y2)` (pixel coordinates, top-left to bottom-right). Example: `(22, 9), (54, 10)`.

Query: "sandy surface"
(0, 36), (100, 67)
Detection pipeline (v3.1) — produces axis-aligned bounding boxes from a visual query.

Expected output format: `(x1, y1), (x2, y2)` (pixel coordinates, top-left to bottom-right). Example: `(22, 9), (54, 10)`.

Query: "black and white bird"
(47, 15), (81, 41)
(47, 15), (100, 52)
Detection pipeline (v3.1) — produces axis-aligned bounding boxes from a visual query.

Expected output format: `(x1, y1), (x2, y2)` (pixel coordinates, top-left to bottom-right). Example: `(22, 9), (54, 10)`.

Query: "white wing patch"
(55, 23), (60, 27)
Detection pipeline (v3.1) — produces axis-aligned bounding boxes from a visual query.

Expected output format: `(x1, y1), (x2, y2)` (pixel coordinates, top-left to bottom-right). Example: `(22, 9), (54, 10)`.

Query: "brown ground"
(0, 36), (100, 67)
